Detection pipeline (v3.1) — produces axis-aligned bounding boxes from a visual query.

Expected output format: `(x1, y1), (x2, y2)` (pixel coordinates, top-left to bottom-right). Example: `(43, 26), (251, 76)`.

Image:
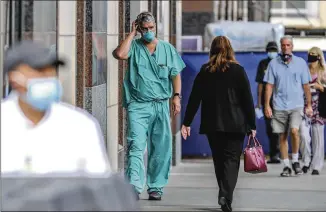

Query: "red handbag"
(243, 135), (268, 174)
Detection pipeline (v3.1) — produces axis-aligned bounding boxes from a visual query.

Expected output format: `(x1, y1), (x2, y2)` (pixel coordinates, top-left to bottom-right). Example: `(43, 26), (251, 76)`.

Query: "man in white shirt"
(1, 40), (111, 174)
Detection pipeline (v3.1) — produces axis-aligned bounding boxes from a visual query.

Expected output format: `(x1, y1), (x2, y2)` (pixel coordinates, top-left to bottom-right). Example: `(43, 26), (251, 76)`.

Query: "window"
(91, 1), (107, 86)
(286, 0), (306, 9)
(271, 0), (308, 17)
(20, 1), (57, 46)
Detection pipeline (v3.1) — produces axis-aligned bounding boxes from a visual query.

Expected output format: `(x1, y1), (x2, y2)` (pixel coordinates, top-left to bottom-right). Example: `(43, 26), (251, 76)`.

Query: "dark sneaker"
(302, 166), (309, 174)
(280, 166), (292, 177)
(219, 197), (232, 212)
(292, 162), (303, 175)
(312, 170), (320, 175)
(148, 192), (162, 201)
(267, 157), (281, 164)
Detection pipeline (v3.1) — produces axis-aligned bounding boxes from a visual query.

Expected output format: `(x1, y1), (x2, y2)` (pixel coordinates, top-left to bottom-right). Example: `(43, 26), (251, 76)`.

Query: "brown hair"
(207, 36), (239, 73)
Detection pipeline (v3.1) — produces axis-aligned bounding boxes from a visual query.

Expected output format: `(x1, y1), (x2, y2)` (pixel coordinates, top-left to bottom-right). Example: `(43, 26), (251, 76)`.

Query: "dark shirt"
(183, 63), (256, 134)
(255, 58), (273, 108)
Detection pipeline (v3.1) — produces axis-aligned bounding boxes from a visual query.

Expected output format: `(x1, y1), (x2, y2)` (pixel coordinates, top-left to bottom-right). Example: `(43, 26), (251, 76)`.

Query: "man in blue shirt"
(264, 35), (313, 177)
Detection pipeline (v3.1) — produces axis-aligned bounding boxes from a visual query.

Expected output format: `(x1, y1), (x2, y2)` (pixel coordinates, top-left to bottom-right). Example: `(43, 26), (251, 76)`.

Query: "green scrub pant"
(125, 99), (172, 195)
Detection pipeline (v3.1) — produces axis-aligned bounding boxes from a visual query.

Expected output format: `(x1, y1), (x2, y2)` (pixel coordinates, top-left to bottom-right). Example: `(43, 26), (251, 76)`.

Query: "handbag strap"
(246, 135), (260, 146)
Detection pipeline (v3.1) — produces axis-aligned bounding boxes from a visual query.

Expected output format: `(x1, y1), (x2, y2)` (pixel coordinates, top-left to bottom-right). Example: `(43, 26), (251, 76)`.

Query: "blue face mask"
(267, 52), (278, 59)
(22, 77), (63, 111)
(142, 31), (155, 42)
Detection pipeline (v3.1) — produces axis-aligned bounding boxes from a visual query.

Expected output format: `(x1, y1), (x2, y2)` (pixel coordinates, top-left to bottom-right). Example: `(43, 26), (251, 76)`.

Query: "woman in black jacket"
(181, 36), (256, 212)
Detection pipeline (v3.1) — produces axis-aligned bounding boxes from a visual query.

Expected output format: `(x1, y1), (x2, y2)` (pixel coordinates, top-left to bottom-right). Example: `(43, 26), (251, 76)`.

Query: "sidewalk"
(140, 159), (326, 211)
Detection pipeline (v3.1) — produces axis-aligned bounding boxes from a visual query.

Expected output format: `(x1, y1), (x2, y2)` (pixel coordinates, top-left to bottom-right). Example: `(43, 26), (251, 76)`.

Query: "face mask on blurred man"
(4, 41), (65, 112)
(267, 52), (278, 59)
(12, 72), (63, 111)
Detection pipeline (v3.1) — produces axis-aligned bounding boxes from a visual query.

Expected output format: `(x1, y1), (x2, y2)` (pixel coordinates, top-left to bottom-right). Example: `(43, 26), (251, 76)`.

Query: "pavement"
(139, 159), (326, 211)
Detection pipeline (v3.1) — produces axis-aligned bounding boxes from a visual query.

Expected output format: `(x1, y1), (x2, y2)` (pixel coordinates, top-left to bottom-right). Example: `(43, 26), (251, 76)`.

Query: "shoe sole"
(267, 161), (281, 164)
(293, 169), (303, 175)
(148, 196), (162, 201)
(221, 205), (232, 212)
(281, 173), (303, 177)
(280, 170), (292, 177)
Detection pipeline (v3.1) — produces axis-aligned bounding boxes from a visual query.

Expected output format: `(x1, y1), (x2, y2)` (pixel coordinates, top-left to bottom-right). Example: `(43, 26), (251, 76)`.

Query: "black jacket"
(182, 63), (256, 134)
(255, 58), (273, 107)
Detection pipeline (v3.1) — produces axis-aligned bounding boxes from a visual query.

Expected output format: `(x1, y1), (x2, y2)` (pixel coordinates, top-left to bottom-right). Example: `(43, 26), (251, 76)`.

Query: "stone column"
(162, 1), (170, 42)
(0, 0), (5, 99)
(130, 0), (149, 25)
(106, 0), (120, 172)
(175, 0), (182, 52)
(57, 1), (77, 105)
(118, 0), (130, 174)
(170, 0), (183, 167)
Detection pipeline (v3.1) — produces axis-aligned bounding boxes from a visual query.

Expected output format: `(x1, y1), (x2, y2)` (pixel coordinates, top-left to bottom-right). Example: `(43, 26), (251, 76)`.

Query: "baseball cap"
(266, 41), (278, 51)
(3, 40), (65, 73)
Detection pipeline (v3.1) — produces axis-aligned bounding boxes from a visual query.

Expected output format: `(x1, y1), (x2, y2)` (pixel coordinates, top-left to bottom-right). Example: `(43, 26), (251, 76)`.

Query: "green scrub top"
(123, 39), (186, 108)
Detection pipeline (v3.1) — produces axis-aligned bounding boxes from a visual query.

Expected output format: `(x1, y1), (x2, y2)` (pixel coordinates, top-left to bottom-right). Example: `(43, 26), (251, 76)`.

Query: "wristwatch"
(173, 93), (182, 100)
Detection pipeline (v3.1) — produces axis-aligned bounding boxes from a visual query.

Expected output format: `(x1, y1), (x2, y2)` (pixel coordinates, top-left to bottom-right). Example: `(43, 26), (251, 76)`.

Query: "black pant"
(206, 131), (245, 204)
(264, 116), (280, 159)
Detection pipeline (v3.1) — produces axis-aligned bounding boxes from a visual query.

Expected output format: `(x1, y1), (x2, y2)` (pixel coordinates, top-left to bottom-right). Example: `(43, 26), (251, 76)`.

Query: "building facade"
(269, 0), (323, 27)
(0, 0), (183, 172)
(268, 0), (326, 51)
(182, 0), (270, 36)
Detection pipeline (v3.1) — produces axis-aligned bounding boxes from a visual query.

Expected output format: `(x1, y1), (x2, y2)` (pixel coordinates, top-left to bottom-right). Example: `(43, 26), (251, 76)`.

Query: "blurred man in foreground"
(1, 41), (111, 174)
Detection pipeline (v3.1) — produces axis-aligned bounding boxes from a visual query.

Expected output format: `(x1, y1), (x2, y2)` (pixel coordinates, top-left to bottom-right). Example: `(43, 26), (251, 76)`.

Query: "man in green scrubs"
(113, 12), (186, 201)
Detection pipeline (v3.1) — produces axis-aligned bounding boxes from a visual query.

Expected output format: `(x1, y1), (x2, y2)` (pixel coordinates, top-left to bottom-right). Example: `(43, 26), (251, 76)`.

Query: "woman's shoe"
(302, 166), (309, 174)
(312, 170), (320, 175)
(219, 197), (232, 212)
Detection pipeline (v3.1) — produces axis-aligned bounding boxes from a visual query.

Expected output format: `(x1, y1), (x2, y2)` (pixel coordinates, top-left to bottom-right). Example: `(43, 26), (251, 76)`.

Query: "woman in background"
(300, 46), (326, 175)
(181, 36), (256, 212)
